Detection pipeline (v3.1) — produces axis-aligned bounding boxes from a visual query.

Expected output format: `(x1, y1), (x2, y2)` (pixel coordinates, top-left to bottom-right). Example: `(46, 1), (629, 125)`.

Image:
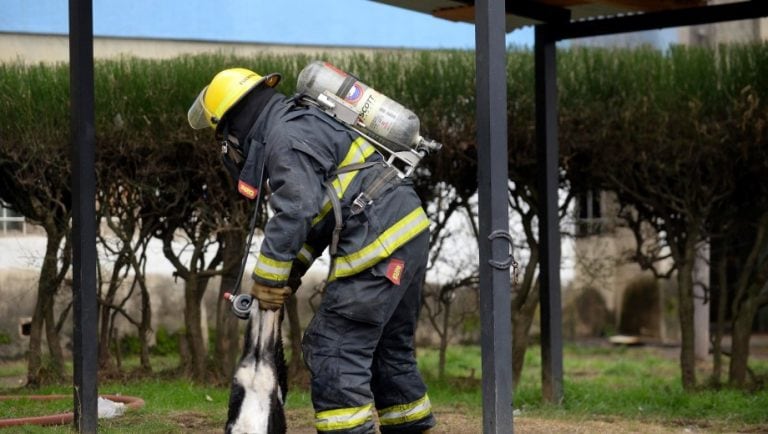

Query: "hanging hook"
(487, 230), (515, 270)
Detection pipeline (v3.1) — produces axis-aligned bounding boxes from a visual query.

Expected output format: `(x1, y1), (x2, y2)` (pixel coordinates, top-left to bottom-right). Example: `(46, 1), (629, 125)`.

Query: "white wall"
(0, 33), (405, 64)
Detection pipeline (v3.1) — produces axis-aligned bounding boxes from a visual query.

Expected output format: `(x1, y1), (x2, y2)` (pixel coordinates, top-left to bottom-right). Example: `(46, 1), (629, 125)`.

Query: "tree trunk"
(711, 242), (727, 386)
(438, 296), (452, 380)
(43, 298), (65, 377)
(26, 291), (46, 388)
(693, 243), (710, 360)
(184, 275), (210, 381)
(112, 326), (123, 370)
(727, 215), (768, 388)
(98, 299), (113, 369)
(286, 294), (305, 382)
(127, 247), (153, 372)
(511, 294), (539, 389)
(214, 293), (240, 380)
(98, 277), (121, 371)
(677, 255), (697, 390)
(728, 297), (758, 387)
(512, 245), (540, 390)
(27, 231), (66, 387)
(138, 279), (153, 372)
(214, 230), (245, 380)
(97, 251), (131, 372)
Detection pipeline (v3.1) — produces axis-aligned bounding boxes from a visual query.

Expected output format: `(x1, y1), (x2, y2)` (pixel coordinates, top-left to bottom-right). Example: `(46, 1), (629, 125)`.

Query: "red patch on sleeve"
(385, 258), (405, 286)
(237, 180), (258, 199)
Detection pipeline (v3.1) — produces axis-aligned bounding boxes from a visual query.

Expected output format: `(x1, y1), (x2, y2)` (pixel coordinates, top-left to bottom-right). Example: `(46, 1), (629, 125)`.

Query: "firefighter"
(188, 67), (436, 434)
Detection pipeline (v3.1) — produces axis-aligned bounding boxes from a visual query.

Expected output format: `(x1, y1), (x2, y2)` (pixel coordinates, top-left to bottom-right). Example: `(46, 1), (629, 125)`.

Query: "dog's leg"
(225, 307), (287, 434)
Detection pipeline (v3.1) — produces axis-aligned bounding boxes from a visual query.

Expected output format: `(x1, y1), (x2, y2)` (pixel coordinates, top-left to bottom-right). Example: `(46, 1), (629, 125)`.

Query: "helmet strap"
(219, 124), (243, 184)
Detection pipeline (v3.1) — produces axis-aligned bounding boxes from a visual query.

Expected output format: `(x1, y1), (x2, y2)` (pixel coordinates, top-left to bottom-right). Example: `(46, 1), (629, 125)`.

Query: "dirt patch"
(285, 408), (316, 433)
(285, 408), (701, 433)
(0, 374), (24, 389)
(168, 411), (221, 433)
(513, 417), (696, 433)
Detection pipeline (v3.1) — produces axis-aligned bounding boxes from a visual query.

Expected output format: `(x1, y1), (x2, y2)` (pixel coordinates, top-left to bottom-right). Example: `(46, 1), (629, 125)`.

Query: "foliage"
(150, 328), (180, 357)
(116, 328), (182, 358)
(1, 44), (768, 388)
(118, 334), (142, 356)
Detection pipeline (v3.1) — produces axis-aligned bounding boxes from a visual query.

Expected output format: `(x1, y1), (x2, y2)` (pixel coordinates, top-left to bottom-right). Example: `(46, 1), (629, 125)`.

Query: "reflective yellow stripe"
(312, 137), (376, 226)
(315, 402), (373, 431)
(333, 207), (429, 278)
(296, 244), (316, 265)
(253, 253), (292, 282)
(378, 394), (432, 426)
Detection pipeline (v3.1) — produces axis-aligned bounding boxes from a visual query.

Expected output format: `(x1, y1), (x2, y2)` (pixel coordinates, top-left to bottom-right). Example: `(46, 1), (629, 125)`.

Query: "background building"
(568, 16), (768, 347)
(679, 1), (768, 46)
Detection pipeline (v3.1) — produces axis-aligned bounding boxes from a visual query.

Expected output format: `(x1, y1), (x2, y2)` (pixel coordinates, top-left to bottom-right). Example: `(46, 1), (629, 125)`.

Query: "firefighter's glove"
(251, 282), (291, 311)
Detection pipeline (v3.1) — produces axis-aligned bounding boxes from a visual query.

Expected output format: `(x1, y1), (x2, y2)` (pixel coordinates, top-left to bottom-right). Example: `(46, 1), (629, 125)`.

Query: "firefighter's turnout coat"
(243, 94), (436, 433)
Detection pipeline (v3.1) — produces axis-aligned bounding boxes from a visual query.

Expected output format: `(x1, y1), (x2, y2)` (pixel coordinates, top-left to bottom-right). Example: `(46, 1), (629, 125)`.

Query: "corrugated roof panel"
(372, 0), (709, 31)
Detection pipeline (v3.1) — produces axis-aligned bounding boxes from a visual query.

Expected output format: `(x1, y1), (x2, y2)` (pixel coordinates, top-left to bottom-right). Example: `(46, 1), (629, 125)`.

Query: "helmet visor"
(187, 87), (214, 130)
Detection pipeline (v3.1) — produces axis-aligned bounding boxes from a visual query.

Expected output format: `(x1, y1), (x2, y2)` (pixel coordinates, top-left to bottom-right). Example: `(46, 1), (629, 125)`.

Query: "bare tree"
(707, 88), (768, 387)
(95, 171), (158, 373)
(139, 141), (231, 381)
(422, 186), (480, 379)
(0, 139), (71, 387)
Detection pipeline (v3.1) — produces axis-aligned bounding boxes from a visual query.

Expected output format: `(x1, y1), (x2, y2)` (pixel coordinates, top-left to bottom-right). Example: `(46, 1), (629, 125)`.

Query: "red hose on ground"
(0, 394), (145, 428)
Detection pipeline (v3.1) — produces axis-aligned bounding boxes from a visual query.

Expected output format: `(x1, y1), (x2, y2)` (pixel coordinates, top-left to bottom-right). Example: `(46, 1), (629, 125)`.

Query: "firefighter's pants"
(302, 231), (435, 434)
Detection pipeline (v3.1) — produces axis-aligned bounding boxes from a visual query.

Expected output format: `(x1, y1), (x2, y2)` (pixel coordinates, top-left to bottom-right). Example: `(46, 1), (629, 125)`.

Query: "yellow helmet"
(187, 68), (281, 130)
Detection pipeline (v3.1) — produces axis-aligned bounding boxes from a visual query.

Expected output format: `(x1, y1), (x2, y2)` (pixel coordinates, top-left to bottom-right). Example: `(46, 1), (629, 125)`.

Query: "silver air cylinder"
(296, 61), (422, 152)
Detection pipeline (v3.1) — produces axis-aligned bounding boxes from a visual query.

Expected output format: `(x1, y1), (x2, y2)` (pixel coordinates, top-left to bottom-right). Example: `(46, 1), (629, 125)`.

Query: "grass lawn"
(1, 343), (767, 433)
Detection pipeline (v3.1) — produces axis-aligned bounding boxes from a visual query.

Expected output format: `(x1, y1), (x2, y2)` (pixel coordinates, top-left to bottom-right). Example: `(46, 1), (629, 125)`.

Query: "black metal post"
(475, 0), (513, 432)
(535, 25), (564, 405)
(69, 0), (98, 431)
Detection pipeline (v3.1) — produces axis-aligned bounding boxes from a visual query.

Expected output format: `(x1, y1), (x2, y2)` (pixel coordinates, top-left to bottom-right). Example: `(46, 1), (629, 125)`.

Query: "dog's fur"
(225, 307), (288, 434)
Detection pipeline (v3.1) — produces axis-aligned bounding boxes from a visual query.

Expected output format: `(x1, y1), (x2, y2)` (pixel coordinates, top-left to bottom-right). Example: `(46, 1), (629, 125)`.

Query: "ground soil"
(283, 407), (741, 434)
(3, 335), (768, 433)
(148, 408), (765, 434)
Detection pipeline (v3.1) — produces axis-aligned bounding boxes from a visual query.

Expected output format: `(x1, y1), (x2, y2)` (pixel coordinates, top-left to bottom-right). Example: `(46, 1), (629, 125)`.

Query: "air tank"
(296, 61), (422, 152)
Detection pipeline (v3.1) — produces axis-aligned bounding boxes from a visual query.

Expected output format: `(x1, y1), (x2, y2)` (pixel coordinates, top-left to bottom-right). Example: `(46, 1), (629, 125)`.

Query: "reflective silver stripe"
(378, 394), (432, 426)
(253, 253), (292, 282)
(315, 402), (373, 432)
(333, 207), (429, 278)
(311, 137), (376, 226)
(296, 244), (315, 265)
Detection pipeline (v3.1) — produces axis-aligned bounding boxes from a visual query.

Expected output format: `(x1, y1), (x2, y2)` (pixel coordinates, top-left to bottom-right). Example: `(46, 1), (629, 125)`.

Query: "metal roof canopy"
(371, 1), (768, 433)
(67, 0), (768, 432)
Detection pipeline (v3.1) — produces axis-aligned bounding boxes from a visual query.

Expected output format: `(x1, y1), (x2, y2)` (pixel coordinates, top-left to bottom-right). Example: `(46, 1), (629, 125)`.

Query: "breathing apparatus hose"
(224, 160), (266, 320)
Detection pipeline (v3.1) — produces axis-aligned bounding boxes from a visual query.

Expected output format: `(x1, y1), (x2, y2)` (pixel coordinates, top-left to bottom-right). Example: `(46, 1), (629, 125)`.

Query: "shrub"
(152, 327), (180, 356)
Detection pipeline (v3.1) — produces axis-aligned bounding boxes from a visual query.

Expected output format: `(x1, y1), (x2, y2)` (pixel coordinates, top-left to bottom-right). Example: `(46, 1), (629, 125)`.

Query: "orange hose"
(0, 394), (144, 428)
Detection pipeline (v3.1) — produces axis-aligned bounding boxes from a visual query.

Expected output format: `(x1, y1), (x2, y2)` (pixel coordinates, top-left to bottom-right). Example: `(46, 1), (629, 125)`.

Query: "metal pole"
(475, 0), (513, 432)
(69, 0), (99, 430)
(535, 25), (564, 405)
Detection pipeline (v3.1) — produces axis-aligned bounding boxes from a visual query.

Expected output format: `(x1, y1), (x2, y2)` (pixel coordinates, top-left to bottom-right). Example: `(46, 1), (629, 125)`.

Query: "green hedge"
(1, 45), (766, 191)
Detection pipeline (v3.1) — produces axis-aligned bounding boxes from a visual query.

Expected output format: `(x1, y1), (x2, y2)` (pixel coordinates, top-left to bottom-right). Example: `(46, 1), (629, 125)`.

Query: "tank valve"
(224, 292), (253, 320)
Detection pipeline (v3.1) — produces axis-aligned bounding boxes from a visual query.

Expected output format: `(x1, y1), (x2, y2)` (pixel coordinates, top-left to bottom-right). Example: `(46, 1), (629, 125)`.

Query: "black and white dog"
(225, 306), (287, 434)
